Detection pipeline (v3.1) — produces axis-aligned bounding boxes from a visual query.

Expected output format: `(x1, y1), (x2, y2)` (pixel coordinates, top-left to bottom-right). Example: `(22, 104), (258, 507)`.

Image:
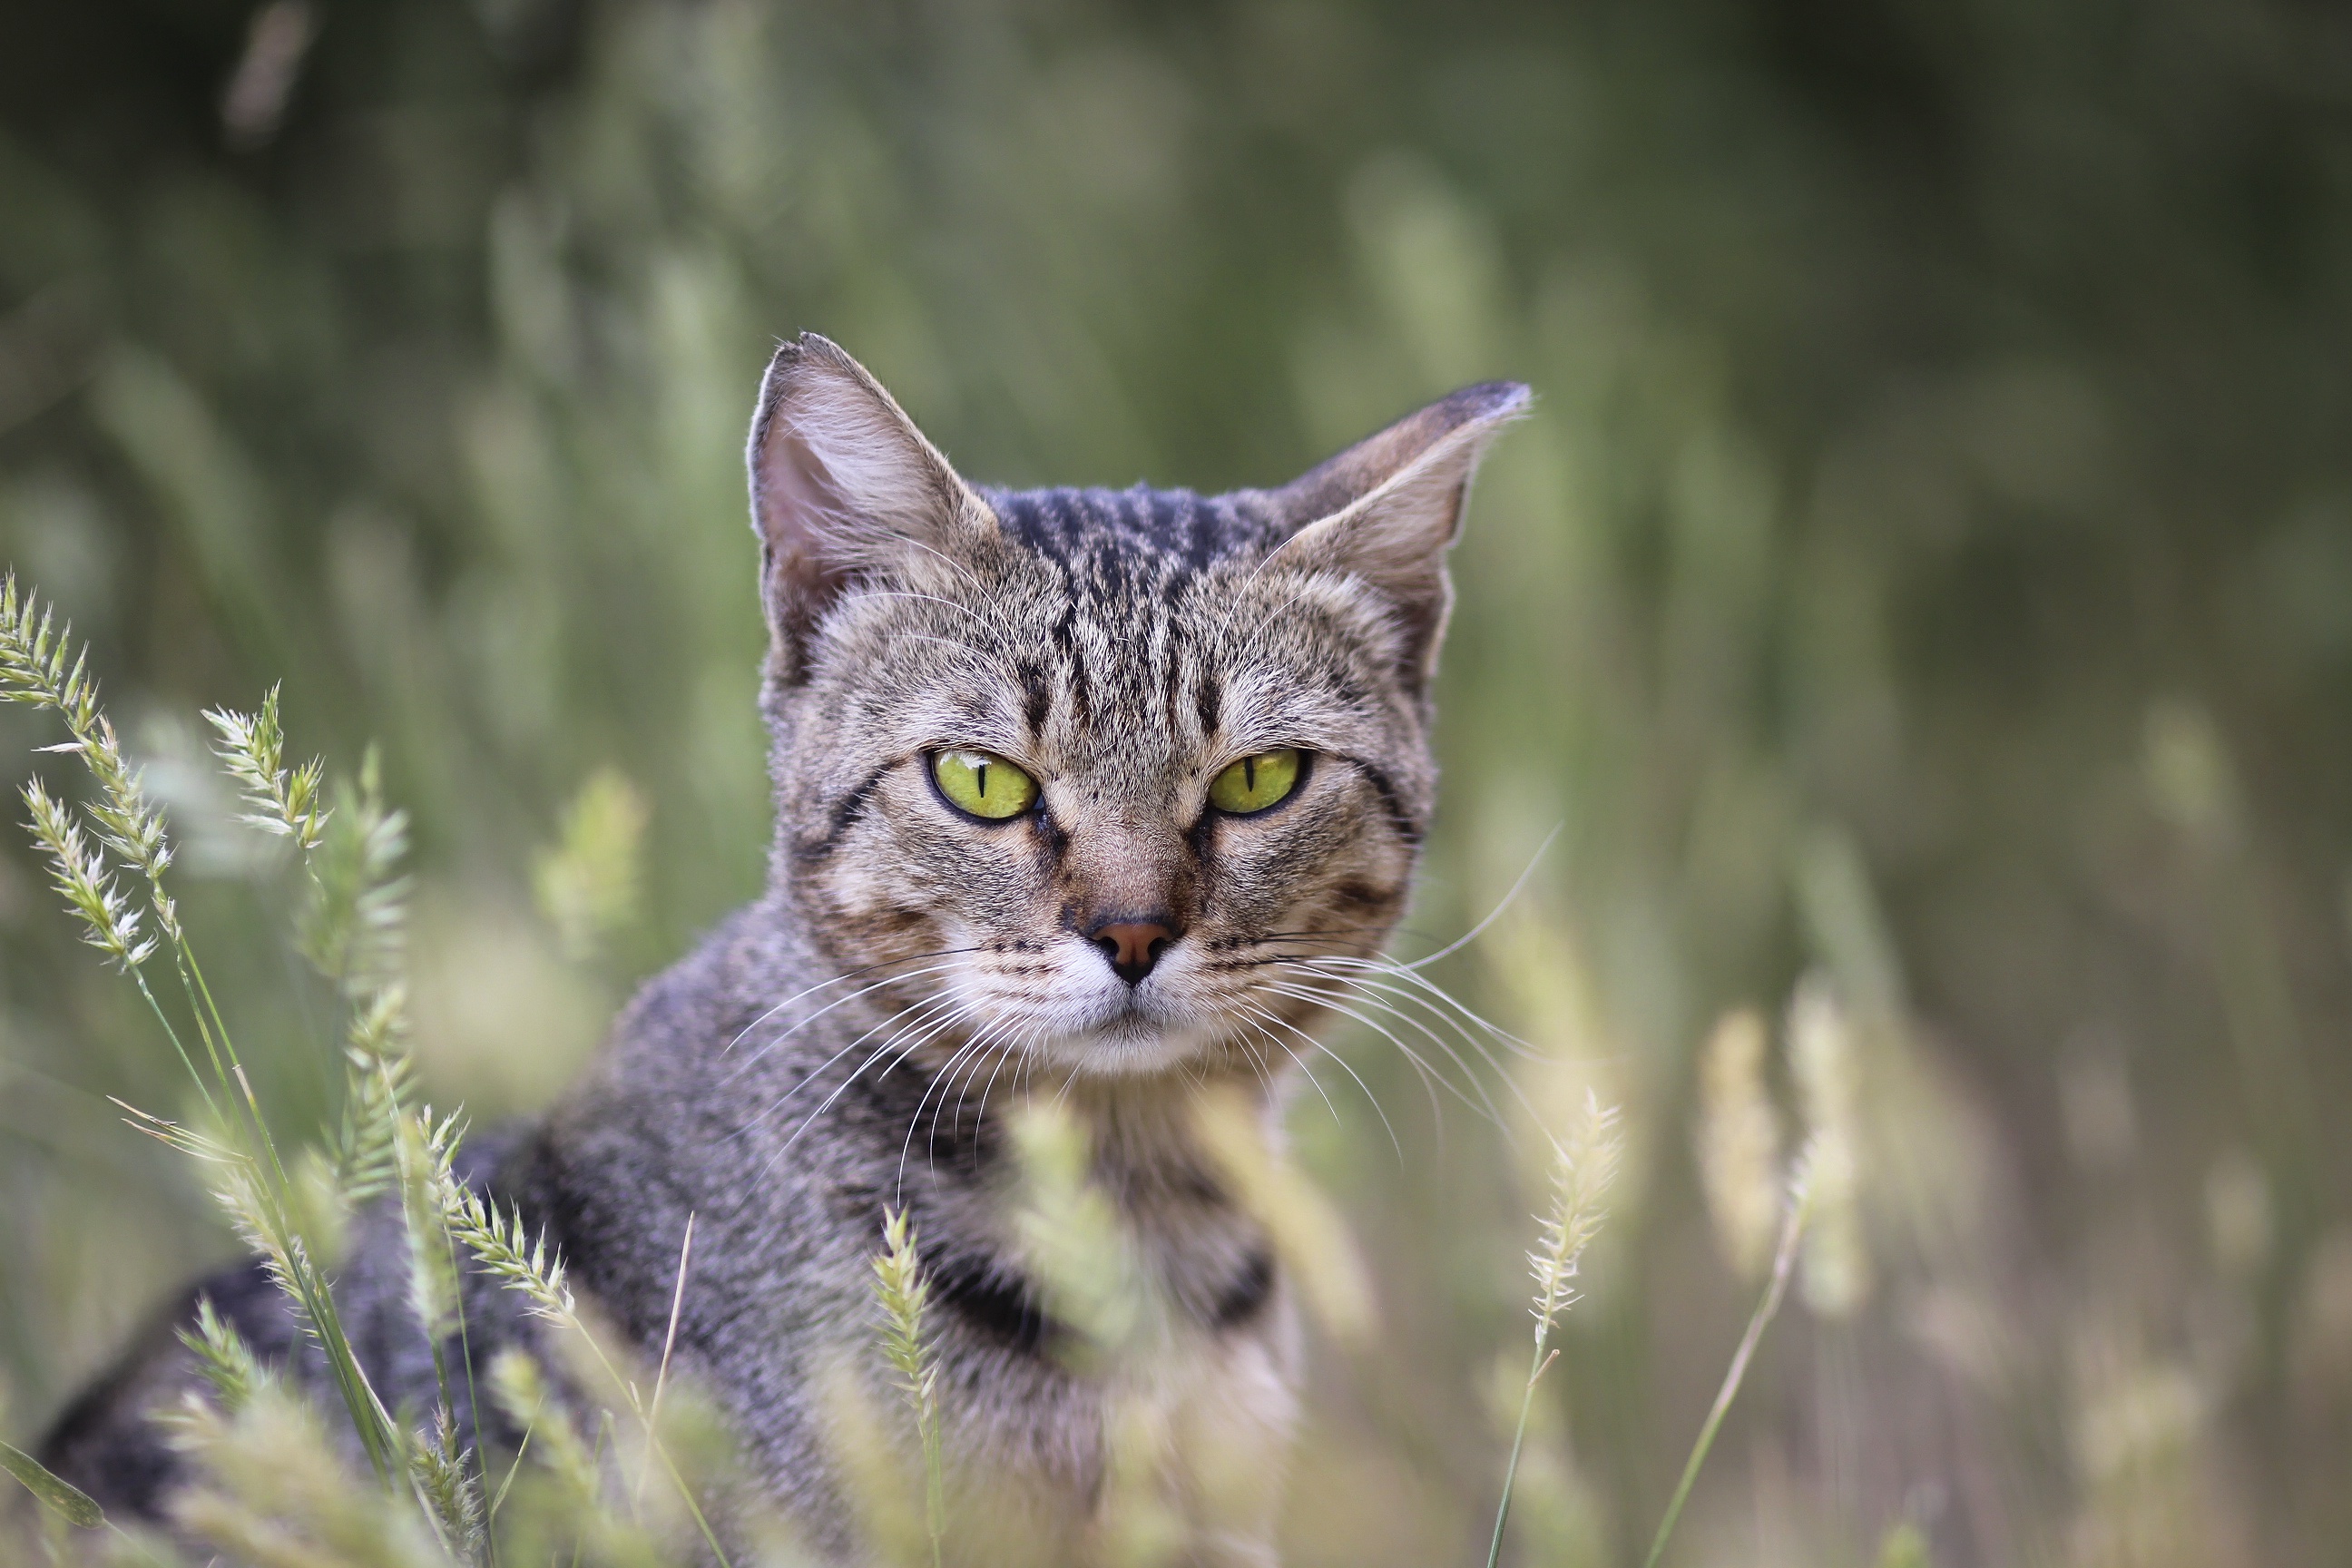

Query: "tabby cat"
(40, 335), (1527, 1564)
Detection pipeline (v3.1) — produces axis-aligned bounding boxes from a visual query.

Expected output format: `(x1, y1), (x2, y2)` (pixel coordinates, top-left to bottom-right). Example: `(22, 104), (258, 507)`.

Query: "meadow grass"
(5, 568), (1825, 1566)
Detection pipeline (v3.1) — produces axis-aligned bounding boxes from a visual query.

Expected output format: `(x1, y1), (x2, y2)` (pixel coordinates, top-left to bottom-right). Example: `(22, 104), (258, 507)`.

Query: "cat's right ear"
(747, 333), (982, 681)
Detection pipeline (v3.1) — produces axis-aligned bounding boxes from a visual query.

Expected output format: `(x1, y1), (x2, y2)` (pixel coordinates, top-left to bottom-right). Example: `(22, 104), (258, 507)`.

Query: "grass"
(2, 574), (740, 1564)
(2, 567), (1835, 1565)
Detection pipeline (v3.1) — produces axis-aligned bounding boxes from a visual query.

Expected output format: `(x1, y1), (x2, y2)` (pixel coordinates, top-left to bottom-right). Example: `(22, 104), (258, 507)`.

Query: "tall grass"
(4, 565), (1858, 1565)
(1, 575), (741, 1565)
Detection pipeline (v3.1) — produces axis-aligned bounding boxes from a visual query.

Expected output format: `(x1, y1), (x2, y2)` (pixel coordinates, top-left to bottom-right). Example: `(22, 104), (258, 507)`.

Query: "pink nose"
(1090, 920), (1175, 985)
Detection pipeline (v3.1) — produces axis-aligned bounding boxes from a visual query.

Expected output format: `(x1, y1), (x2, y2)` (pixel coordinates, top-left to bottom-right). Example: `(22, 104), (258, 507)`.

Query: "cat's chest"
(890, 1126), (1284, 1362)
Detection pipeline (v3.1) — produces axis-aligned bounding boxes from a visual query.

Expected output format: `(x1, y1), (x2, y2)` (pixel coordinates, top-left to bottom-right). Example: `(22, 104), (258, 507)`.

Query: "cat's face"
(748, 336), (1524, 1080)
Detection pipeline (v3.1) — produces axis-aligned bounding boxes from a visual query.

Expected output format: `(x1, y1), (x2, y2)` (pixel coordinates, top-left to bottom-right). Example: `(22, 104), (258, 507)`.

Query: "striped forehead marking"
(985, 485), (1271, 582)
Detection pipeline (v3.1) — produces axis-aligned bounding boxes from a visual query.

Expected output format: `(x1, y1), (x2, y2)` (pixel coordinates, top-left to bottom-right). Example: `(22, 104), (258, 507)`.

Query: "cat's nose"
(1089, 917), (1177, 985)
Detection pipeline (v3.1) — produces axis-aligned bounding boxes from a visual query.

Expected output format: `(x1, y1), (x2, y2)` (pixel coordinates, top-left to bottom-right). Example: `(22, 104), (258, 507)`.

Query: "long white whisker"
(723, 959), (977, 1082)
(1225, 1024), (1282, 1105)
(754, 998), (982, 1181)
(1275, 965), (1542, 1138)
(750, 990), (971, 1156)
(1260, 977), (1506, 1135)
(720, 947), (984, 1056)
(964, 1015), (1044, 1171)
(903, 1008), (1031, 1198)
(1239, 996), (1404, 1161)
(1288, 963), (1531, 1084)
(1262, 975), (1477, 1099)
(1396, 825), (1561, 972)
(1241, 987), (1439, 1147)
(947, 1007), (1037, 1142)
(901, 1036), (989, 1200)
(728, 985), (965, 1130)
(1229, 998), (1350, 1133)
(1295, 953), (1542, 1061)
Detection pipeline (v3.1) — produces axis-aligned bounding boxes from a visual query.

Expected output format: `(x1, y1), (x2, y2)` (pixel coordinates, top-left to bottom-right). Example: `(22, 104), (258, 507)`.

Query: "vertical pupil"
(975, 760), (989, 799)
(1243, 756), (1257, 793)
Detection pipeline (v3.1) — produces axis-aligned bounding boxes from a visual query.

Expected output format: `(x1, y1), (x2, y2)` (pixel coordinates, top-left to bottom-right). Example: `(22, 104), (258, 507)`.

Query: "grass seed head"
(206, 684), (330, 851)
(1694, 1007), (1785, 1281)
(1529, 1093), (1623, 1345)
(1788, 975), (1870, 1318)
(22, 776), (155, 970)
(179, 1295), (271, 1417)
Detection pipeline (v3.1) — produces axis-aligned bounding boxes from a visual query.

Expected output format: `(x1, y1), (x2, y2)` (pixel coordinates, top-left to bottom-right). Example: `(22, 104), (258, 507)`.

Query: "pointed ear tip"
(756, 333), (866, 416)
(1450, 380), (1534, 422)
(761, 330), (855, 371)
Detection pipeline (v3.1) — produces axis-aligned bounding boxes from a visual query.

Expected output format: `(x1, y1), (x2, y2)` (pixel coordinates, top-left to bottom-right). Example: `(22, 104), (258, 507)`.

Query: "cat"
(38, 334), (1527, 1564)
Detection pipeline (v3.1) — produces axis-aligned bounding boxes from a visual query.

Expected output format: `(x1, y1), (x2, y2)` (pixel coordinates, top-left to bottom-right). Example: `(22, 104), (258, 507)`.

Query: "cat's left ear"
(747, 332), (986, 681)
(1265, 381), (1531, 689)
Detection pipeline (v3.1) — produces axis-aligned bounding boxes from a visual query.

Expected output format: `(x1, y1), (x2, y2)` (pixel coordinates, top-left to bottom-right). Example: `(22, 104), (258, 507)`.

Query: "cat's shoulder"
(607, 897), (810, 1059)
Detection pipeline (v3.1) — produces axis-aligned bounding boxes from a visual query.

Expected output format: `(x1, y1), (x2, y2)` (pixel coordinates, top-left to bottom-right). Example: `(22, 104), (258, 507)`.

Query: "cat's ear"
(747, 333), (983, 678)
(1265, 381), (1530, 689)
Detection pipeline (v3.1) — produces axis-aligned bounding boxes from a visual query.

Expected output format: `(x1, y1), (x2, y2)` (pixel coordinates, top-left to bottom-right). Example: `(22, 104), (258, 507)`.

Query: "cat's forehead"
(980, 485), (1283, 588)
(815, 485), (1379, 784)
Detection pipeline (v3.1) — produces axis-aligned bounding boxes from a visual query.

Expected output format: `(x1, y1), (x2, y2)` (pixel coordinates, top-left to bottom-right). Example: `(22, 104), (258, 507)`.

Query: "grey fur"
(40, 335), (1527, 1565)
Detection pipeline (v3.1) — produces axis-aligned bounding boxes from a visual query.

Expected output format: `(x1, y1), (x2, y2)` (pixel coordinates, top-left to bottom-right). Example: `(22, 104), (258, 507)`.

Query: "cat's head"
(747, 333), (1524, 1079)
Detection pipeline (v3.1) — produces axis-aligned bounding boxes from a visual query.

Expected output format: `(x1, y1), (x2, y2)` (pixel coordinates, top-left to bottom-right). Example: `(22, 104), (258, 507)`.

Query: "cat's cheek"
(1206, 808), (1404, 936)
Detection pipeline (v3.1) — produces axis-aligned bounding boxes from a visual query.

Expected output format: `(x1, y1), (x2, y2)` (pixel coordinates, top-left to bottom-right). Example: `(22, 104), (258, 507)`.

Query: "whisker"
(1224, 1024), (1282, 1107)
(755, 994), (984, 1180)
(1236, 995), (1404, 1161)
(1396, 824), (1561, 972)
(1273, 964), (1522, 1088)
(1260, 977), (1507, 1137)
(745, 988), (967, 1149)
(1273, 963), (1543, 1142)
(901, 1033), (991, 1200)
(1296, 953), (1542, 1061)
(1276, 960), (1534, 1100)
(946, 1009), (1034, 1145)
(720, 959), (979, 1085)
(727, 984), (965, 1131)
(720, 945), (984, 1057)
(903, 1005), (1034, 1197)
(964, 1014), (1051, 1175)
(1229, 998), (1350, 1134)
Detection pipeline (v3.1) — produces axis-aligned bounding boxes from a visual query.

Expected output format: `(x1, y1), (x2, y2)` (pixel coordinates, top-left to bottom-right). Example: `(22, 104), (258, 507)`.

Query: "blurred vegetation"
(4, 0), (2350, 1563)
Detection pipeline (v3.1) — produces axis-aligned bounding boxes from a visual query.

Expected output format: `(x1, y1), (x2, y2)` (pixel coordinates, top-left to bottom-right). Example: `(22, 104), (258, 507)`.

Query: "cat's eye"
(1208, 749), (1303, 816)
(931, 749), (1039, 821)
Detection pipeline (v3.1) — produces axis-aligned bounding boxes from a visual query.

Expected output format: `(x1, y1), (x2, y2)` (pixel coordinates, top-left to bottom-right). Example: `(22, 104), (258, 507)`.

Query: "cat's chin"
(1031, 1013), (1228, 1079)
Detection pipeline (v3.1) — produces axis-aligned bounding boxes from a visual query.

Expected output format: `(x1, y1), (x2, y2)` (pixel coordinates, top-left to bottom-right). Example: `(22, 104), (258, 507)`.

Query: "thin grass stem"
(1484, 1345), (1558, 1568)
(1641, 1171), (1812, 1568)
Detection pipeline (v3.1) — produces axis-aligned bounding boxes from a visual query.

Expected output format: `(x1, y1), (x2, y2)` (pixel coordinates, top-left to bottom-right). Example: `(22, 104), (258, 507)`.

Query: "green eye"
(931, 749), (1038, 820)
(1209, 749), (1303, 815)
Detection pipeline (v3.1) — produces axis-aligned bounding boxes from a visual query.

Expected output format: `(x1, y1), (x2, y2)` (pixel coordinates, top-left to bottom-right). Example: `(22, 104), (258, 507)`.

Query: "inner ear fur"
(1264, 380), (1531, 687)
(747, 332), (985, 681)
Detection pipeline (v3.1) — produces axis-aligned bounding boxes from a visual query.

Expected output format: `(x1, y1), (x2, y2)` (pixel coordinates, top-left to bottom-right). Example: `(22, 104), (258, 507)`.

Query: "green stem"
(1642, 1194), (1808, 1568)
(1484, 1338), (1554, 1568)
(450, 1246), (495, 1568)
(923, 1404), (946, 1568)
(560, 1316), (739, 1568)
(131, 970), (219, 1125)
(171, 943), (400, 1483)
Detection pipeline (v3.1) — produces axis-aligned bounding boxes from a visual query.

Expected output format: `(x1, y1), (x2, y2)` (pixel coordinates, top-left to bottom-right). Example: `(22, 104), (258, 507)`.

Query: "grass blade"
(1642, 1160), (1813, 1568)
(0, 1436), (105, 1529)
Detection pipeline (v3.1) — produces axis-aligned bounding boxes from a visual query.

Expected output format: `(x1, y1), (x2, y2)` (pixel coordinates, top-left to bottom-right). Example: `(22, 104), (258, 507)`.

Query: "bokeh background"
(5, 1), (2351, 1563)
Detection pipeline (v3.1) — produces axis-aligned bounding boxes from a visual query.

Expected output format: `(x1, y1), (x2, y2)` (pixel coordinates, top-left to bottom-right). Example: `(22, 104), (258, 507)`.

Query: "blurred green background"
(4, 1), (2350, 1563)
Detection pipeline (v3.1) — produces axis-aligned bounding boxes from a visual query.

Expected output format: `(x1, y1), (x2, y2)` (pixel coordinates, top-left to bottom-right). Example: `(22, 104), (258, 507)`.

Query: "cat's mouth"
(935, 927), (1300, 1080)
(1054, 1007), (1226, 1075)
